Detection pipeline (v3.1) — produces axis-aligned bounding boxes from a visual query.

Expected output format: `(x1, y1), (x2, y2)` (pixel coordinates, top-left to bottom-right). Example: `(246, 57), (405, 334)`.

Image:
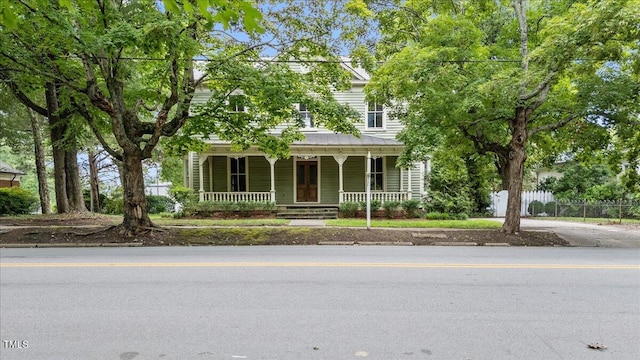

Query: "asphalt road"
(1, 246), (639, 360)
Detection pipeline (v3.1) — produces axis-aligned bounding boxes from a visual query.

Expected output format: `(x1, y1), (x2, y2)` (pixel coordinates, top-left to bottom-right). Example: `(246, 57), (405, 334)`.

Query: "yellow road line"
(0, 262), (638, 270)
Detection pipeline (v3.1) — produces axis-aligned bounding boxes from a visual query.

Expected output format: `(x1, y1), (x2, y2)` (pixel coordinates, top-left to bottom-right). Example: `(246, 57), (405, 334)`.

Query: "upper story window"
(299, 103), (314, 128)
(230, 157), (246, 192)
(369, 157), (383, 191)
(228, 95), (246, 112)
(367, 102), (384, 128)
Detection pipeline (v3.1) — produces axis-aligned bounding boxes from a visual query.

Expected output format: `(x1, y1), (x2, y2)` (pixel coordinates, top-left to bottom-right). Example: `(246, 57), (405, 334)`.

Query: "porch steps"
(276, 206), (339, 220)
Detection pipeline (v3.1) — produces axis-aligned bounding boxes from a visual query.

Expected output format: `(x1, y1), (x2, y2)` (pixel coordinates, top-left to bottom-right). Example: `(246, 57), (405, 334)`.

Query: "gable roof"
(0, 161), (25, 175)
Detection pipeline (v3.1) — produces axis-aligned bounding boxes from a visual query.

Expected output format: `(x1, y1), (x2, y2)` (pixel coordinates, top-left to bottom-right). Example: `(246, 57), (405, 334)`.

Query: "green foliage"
(339, 202), (359, 218)
(527, 200), (545, 217)
(103, 189), (124, 215)
(422, 150), (475, 215)
(185, 201), (275, 218)
(401, 199), (421, 218)
(169, 185), (197, 207)
(146, 195), (175, 214)
(0, 187), (38, 215)
(425, 212), (468, 221)
(382, 200), (401, 219)
(359, 199), (381, 211)
(544, 163), (626, 201)
(544, 201), (557, 217)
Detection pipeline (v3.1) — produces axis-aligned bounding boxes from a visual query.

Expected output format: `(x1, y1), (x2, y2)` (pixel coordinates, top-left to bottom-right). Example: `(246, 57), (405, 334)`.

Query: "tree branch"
(520, 70), (557, 102)
(4, 80), (48, 116)
(529, 113), (579, 136)
(75, 100), (123, 161)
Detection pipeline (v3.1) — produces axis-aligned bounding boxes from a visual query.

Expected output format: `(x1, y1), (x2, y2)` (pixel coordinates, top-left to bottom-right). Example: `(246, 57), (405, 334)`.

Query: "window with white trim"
(369, 157), (383, 191)
(228, 95), (246, 112)
(299, 103), (314, 128)
(230, 157), (246, 192)
(367, 102), (383, 128)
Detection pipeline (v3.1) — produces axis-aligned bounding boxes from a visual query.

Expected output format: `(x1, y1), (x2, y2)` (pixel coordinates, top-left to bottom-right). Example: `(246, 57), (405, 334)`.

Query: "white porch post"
(419, 161), (425, 197)
(266, 157), (278, 203)
(407, 167), (412, 200)
(198, 155), (206, 201)
(400, 168), (404, 192)
(333, 155), (348, 203)
(366, 151), (371, 230)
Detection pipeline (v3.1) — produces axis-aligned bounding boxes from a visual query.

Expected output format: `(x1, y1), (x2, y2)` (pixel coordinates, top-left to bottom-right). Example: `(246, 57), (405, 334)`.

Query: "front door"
(296, 161), (318, 202)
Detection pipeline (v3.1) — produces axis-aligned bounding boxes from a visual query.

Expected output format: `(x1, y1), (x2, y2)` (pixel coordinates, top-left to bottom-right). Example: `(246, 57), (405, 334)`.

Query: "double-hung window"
(229, 95), (246, 112)
(369, 157), (383, 191)
(299, 103), (314, 128)
(367, 102), (384, 128)
(230, 157), (246, 192)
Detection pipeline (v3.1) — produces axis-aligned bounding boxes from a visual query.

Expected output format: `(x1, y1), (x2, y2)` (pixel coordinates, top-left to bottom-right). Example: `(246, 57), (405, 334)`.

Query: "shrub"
(544, 201), (557, 217)
(454, 213), (469, 220)
(382, 201), (401, 219)
(527, 200), (545, 216)
(401, 199), (422, 218)
(359, 199), (381, 211)
(0, 187), (38, 215)
(193, 201), (217, 217)
(146, 195), (175, 214)
(169, 185), (197, 207)
(103, 190), (124, 214)
(339, 202), (359, 218)
(237, 201), (258, 217)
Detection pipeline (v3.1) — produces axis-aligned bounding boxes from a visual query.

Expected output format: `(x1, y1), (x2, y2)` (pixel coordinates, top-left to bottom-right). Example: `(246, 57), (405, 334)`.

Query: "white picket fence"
(490, 190), (555, 217)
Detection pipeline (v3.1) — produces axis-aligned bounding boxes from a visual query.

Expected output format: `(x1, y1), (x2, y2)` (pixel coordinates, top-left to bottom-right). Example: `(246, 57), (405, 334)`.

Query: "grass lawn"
(325, 218), (502, 229)
(149, 215), (289, 227)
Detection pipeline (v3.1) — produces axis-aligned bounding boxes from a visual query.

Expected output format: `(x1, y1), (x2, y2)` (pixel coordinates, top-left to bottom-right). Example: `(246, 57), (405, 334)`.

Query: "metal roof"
(0, 161), (25, 175)
(294, 133), (403, 147)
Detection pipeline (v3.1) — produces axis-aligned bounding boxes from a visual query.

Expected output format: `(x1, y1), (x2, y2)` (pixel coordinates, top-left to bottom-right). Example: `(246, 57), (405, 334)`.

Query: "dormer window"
(299, 103), (314, 128)
(228, 95), (246, 112)
(367, 102), (384, 128)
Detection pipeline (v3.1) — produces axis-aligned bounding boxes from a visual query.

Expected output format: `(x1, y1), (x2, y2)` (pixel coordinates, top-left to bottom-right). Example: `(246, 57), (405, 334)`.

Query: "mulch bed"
(0, 218), (568, 247)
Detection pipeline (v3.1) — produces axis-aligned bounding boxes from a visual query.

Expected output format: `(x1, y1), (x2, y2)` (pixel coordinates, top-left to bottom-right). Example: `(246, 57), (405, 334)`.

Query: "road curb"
(0, 243), (143, 248)
(357, 241), (414, 246)
(433, 242), (478, 246)
(318, 241), (355, 246)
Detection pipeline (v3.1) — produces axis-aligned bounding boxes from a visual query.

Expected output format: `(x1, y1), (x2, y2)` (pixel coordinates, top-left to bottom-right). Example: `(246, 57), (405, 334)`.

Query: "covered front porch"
(185, 134), (425, 206)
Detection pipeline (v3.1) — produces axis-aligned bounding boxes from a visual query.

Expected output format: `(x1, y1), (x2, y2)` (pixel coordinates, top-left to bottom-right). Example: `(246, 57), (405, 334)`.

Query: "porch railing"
(341, 192), (410, 204)
(201, 192), (272, 202)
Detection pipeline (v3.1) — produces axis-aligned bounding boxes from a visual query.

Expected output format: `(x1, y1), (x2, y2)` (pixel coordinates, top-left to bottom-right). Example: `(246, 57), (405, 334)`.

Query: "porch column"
(198, 155), (207, 201)
(266, 157), (278, 203)
(407, 167), (412, 200)
(400, 168), (404, 192)
(333, 155), (348, 203)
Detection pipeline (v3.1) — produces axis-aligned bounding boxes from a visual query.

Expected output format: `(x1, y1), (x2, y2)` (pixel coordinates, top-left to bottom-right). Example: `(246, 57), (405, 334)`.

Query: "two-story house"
(183, 62), (427, 208)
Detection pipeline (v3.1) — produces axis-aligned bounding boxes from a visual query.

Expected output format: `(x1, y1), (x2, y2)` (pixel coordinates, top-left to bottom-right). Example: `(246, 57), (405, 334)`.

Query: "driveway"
(490, 218), (640, 248)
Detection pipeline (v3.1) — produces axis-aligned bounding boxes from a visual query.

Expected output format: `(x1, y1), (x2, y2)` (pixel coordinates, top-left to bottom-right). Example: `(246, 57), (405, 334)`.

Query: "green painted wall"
(212, 156), (227, 192)
(274, 158), (293, 204)
(249, 156), (270, 191)
(320, 157), (339, 204)
(386, 156), (400, 192)
(343, 157), (365, 192)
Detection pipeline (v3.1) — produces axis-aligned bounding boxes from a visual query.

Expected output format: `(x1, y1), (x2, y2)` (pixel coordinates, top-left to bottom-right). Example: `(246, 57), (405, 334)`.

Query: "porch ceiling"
(201, 133), (404, 157)
(294, 133), (402, 147)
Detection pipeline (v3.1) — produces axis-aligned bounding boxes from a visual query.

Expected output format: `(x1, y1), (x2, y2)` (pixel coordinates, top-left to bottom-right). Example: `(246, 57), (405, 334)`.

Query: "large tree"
(354, 0), (639, 233)
(1, 0), (360, 234)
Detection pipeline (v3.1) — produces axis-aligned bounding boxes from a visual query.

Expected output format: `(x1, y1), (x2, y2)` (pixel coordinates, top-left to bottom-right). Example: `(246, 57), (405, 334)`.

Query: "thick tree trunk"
(45, 83), (70, 213)
(121, 152), (153, 235)
(501, 107), (529, 234)
(495, 152), (510, 190)
(28, 109), (51, 214)
(65, 146), (88, 212)
(88, 148), (101, 213)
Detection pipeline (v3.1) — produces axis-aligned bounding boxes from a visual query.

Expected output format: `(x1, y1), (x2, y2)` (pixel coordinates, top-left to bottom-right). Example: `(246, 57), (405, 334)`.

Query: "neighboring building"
(184, 62), (427, 207)
(0, 161), (25, 188)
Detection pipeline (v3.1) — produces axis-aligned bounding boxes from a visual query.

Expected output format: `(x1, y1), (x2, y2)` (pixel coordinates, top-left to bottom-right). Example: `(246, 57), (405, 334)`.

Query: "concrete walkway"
(287, 219), (326, 227)
(488, 218), (640, 248)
